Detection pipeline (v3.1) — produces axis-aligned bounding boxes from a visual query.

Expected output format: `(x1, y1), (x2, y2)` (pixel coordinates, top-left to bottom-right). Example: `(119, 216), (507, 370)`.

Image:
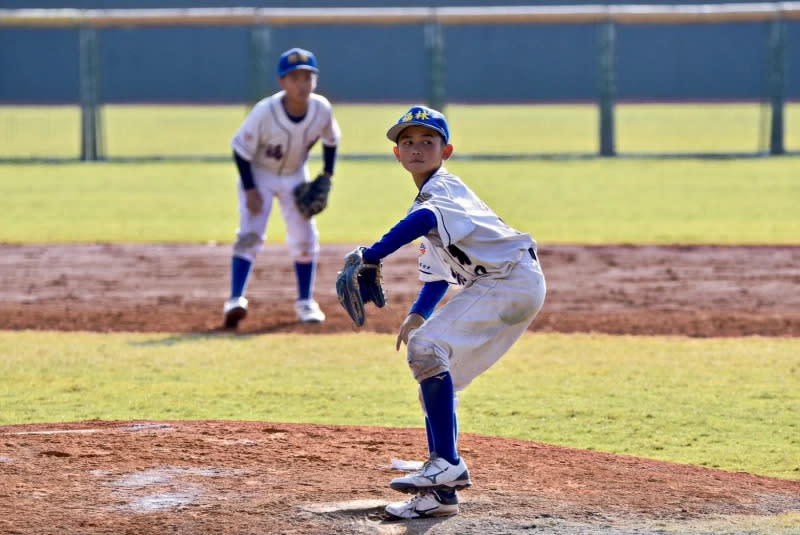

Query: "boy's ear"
(393, 146), (400, 159)
(442, 144), (454, 160)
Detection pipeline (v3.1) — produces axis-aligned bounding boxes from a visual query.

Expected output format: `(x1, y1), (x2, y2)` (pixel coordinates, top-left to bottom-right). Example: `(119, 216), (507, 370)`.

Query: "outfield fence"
(1, 5), (799, 161)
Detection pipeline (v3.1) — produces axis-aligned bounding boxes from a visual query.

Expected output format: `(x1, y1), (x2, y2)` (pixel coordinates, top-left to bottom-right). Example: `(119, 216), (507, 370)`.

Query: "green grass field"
(1, 103), (798, 244)
(0, 158), (798, 244)
(0, 104), (798, 484)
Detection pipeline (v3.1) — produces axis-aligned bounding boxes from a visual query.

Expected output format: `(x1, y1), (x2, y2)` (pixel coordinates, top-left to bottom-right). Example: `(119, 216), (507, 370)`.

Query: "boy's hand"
(245, 188), (264, 216)
(293, 172), (332, 219)
(396, 313), (425, 351)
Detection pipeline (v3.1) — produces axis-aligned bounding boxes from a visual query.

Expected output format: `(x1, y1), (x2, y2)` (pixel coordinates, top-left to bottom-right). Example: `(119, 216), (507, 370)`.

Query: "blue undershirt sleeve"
(322, 145), (337, 176)
(361, 208), (437, 264)
(361, 208), (447, 319)
(409, 279), (449, 319)
(233, 150), (255, 190)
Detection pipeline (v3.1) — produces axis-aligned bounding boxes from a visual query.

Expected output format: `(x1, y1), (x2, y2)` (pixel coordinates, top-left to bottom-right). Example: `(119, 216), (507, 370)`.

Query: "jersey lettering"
(265, 144), (284, 160)
(450, 268), (467, 286)
(447, 244), (471, 266)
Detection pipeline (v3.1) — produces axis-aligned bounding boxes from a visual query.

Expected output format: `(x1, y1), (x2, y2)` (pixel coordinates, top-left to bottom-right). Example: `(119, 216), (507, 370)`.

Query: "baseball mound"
(1, 243), (799, 535)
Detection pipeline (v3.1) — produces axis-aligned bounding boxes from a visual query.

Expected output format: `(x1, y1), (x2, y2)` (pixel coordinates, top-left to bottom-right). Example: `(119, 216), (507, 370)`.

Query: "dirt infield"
(2, 243), (799, 337)
(1, 243), (799, 534)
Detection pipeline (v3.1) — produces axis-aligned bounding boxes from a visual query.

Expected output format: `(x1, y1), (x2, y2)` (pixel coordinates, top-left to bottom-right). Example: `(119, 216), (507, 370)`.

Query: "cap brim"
(386, 121), (446, 143)
(280, 65), (319, 76)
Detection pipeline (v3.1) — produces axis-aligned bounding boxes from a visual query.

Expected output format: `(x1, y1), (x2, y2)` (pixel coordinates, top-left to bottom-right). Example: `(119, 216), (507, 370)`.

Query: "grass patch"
(0, 158), (798, 244)
(1, 331), (797, 481)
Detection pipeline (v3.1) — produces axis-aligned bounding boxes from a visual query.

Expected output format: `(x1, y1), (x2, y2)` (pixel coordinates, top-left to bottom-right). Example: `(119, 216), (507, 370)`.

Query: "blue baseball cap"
(386, 106), (450, 144)
(277, 48), (319, 78)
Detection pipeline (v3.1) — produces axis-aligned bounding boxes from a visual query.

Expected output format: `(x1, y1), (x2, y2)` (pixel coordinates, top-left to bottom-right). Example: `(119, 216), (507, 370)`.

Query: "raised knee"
(406, 337), (448, 383)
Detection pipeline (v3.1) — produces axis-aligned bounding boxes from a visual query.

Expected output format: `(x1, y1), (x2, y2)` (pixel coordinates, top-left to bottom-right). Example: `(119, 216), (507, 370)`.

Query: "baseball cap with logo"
(386, 106), (450, 144)
(277, 47), (319, 78)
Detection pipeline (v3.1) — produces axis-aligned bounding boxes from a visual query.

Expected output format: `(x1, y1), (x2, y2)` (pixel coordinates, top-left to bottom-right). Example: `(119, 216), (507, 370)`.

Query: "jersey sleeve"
(312, 95), (340, 147)
(321, 111), (341, 147)
(230, 103), (264, 161)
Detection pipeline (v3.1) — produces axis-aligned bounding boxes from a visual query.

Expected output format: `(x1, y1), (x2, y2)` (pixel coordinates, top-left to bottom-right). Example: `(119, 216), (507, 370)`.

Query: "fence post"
(768, 17), (785, 155)
(79, 25), (103, 161)
(597, 20), (616, 157)
(248, 26), (272, 110)
(425, 19), (446, 113)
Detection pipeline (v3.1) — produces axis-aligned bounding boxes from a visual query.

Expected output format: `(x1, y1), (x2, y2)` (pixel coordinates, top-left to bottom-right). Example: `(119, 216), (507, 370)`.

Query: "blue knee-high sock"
(425, 413), (458, 455)
(230, 256), (253, 298)
(420, 371), (458, 465)
(294, 261), (315, 301)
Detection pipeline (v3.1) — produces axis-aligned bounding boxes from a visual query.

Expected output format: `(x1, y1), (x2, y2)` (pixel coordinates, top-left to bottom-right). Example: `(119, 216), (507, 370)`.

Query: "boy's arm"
(361, 209), (437, 264)
(322, 144), (337, 177)
(410, 280), (449, 319)
(361, 209), (448, 348)
(233, 150), (263, 215)
(233, 150), (255, 190)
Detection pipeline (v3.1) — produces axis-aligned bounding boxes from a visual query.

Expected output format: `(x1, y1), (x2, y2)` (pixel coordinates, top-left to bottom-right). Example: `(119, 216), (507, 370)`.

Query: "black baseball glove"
(293, 172), (332, 219)
(336, 247), (387, 328)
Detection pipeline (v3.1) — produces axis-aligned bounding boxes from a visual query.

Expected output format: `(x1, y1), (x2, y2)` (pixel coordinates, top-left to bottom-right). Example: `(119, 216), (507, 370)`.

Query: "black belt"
(528, 247), (537, 261)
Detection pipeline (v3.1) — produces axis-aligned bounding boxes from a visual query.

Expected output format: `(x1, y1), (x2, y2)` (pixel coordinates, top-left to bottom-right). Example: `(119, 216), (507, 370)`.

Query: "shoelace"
(409, 492), (433, 504)
(415, 457), (438, 475)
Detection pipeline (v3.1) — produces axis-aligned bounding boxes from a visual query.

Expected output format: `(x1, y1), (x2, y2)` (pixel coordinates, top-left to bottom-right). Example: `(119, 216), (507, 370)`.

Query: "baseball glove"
(293, 173), (332, 219)
(336, 247), (387, 328)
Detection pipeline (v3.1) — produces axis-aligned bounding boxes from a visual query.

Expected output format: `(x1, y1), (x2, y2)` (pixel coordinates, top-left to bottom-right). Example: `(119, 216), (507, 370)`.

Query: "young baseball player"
(223, 47), (341, 328)
(360, 106), (546, 519)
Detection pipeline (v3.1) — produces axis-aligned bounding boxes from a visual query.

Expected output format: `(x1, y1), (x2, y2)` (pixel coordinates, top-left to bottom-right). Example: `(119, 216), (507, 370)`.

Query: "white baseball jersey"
(231, 91), (341, 175)
(404, 166), (546, 394)
(409, 167), (537, 286)
(229, 91), (340, 262)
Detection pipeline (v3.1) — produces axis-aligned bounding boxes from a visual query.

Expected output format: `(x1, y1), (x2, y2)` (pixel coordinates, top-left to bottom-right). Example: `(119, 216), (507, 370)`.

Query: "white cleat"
(389, 454), (471, 494)
(223, 296), (248, 328)
(385, 490), (459, 519)
(295, 299), (325, 323)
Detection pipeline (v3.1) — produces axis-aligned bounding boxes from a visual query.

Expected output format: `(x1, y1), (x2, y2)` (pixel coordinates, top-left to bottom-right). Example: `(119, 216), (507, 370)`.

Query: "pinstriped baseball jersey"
(411, 167), (537, 286)
(231, 91), (341, 176)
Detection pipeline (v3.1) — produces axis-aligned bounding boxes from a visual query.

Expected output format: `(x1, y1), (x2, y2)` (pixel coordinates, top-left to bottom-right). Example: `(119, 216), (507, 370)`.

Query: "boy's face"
(393, 125), (453, 179)
(278, 70), (317, 102)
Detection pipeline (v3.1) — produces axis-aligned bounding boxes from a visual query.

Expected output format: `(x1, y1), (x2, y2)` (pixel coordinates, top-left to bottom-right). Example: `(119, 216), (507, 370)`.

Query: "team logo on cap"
(289, 52), (308, 64)
(402, 109), (431, 123)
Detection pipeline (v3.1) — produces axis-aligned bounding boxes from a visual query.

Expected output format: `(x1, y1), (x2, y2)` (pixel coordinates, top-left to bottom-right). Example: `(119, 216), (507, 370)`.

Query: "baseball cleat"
(223, 296), (248, 328)
(389, 454), (471, 494)
(385, 490), (459, 519)
(295, 299), (325, 323)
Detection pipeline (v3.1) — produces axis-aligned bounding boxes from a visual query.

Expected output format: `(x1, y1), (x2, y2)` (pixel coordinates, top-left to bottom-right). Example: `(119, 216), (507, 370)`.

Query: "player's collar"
(419, 166), (445, 189)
